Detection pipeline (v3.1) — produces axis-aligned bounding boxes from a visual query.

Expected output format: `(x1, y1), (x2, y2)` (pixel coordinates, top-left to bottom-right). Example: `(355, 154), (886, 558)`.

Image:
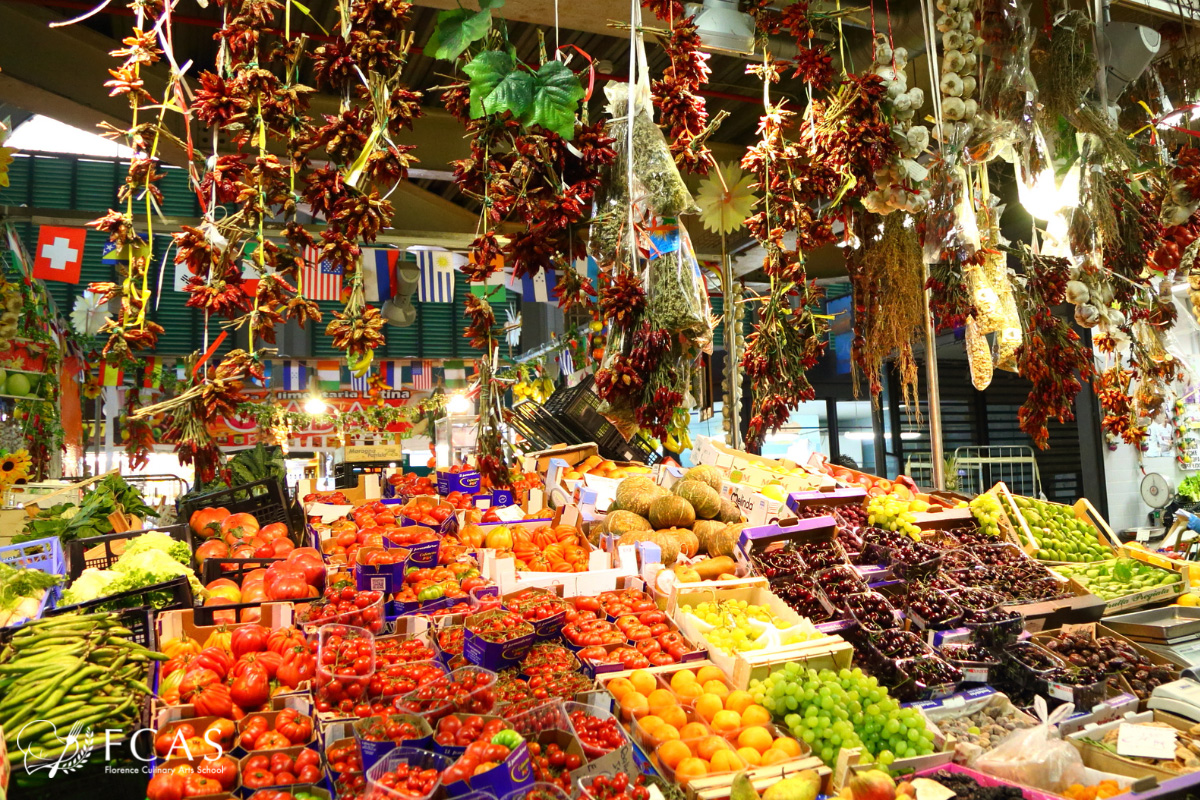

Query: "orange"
(639, 715), (665, 737)
(697, 735), (731, 761)
(710, 710), (742, 736)
(670, 669), (698, 691)
(679, 722), (710, 741)
(771, 736), (803, 757)
(760, 747), (791, 766)
(674, 757), (708, 785)
(658, 739), (691, 770)
(655, 724), (681, 743)
(647, 689), (678, 716)
(740, 704), (771, 726)
(673, 681), (703, 701)
(630, 670), (657, 696)
(737, 726), (774, 753)
(660, 705), (688, 729)
(709, 749), (743, 773)
(695, 693), (724, 723)
(620, 691), (649, 719)
(702, 680), (729, 699)
(725, 689), (755, 714)
(737, 746), (763, 766)
(607, 678), (635, 702)
(696, 665), (725, 684)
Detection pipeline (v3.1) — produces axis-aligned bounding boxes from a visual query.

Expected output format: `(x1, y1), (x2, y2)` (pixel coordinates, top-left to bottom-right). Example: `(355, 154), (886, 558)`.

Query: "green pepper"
(491, 729), (524, 750)
(418, 585), (444, 601)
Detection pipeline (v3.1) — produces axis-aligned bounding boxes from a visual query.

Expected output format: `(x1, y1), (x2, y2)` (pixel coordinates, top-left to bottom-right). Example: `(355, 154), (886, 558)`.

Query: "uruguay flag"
(362, 248), (398, 303)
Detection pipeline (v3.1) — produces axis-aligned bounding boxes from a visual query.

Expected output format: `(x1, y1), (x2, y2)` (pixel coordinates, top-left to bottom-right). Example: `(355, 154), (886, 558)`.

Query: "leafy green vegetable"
(61, 568), (121, 606)
(1180, 474), (1200, 502)
(112, 549), (205, 600)
(424, 0), (504, 62)
(121, 530), (190, 566)
(0, 561), (61, 625)
(15, 474), (156, 545)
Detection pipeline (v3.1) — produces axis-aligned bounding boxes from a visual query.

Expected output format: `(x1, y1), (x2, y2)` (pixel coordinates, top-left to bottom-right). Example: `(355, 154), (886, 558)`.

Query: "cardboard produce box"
(1066, 708), (1200, 781)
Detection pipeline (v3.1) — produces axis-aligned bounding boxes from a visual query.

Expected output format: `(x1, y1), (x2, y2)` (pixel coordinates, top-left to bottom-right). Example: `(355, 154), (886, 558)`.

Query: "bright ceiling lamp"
(304, 395), (327, 415)
(447, 393), (472, 414)
(1017, 132), (1081, 221)
(685, 0), (755, 55)
(8, 115), (136, 158)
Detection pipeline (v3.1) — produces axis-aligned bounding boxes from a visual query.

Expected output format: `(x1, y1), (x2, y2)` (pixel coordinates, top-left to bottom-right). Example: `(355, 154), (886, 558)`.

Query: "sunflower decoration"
(0, 449), (32, 486)
(695, 161), (757, 236)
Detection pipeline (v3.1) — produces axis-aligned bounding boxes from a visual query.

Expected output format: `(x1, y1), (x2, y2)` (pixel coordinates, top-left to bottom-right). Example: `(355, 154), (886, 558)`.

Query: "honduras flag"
(279, 360), (306, 391)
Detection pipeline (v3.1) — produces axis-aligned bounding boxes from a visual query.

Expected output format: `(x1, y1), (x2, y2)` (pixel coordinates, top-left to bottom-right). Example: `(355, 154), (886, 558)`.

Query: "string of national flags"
(30, 222), (593, 307)
(97, 356), (475, 393)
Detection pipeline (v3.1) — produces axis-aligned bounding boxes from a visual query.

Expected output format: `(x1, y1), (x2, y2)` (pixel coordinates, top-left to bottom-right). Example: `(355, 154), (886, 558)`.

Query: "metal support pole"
(922, 264), (945, 490)
(722, 251), (741, 451)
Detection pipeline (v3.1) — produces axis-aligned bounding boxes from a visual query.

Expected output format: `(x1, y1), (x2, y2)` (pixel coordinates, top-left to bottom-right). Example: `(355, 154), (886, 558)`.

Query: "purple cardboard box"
(438, 469), (483, 495)
(431, 713), (515, 759)
(786, 487), (868, 514)
(463, 609), (535, 670)
(356, 546), (409, 593)
(353, 713), (433, 771)
(443, 740), (535, 799)
(738, 516), (837, 557)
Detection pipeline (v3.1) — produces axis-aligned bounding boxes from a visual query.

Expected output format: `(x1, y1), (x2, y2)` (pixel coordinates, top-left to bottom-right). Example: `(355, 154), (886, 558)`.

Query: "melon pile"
(604, 465), (745, 566)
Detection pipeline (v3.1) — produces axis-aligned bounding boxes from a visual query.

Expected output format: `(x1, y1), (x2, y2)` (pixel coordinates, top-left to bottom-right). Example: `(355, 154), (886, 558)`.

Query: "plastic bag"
(971, 0), (1038, 164)
(646, 219), (712, 352)
(976, 697), (1084, 793)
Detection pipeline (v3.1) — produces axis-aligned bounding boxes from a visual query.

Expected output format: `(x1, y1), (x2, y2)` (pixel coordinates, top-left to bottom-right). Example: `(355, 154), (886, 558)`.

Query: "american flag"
(302, 245), (344, 302)
(411, 359), (432, 391)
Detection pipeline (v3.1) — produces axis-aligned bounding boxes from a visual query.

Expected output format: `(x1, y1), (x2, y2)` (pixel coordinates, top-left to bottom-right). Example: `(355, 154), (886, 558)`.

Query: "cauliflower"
(113, 548), (206, 600)
(62, 568), (121, 605)
(121, 530), (191, 566)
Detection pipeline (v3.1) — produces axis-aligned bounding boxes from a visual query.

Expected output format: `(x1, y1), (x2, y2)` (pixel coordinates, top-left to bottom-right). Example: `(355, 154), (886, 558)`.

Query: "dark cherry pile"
(970, 544), (1027, 566)
(795, 539), (849, 569)
(898, 656), (963, 687)
(890, 540), (942, 566)
(845, 592), (898, 632)
(946, 526), (997, 546)
(1008, 642), (1061, 672)
(773, 574), (834, 623)
(751, 546), (805, 578)
(871, 630), (931, 659)
(836, 503), (869, 530)
(816, 566), (868, 606)
(951, 588), (1006, 610)
(1043, 665), (1106, 687)
(940, 549), (981, 570)
(940, 642), (999, 664)
(906, 584), (963, 626)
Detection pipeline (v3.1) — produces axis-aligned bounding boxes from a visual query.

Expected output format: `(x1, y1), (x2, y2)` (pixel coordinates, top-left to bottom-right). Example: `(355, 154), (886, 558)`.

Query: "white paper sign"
(1116, 723), (1177, 760)
(495, 504), (526, 522)
(617, 544), (638, 573)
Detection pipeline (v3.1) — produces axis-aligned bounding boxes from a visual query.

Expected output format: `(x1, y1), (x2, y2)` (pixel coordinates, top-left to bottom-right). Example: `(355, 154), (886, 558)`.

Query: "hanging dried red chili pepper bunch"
(737, 5), (898, 447)
(134, 349), (266, 485)
(122, 387), (156, 472)
(87, 10), (168, 363)
(642, 0), (714, 174)
(1010, 248), (1094, 449)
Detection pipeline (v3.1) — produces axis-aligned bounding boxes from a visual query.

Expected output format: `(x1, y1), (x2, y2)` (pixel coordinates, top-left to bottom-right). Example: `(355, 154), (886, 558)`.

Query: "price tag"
(1048, 682), (1075, 702)
(369, 576), (387, 592)
(962, 667), (988, 683)
(1117, 723), (1177, 759)
(647, 786), (667, 800)
(495, 505), (525, 522)
(617, 544), (638, 573)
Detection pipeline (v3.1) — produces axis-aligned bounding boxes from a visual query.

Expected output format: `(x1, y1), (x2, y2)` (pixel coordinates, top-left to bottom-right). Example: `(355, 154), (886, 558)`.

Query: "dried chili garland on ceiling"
(642, 0), (715, 174)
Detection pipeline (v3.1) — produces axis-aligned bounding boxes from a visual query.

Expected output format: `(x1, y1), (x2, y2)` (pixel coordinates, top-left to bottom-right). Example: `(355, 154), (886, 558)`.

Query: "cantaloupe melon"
(673, 480), (721, 520)
(683, 464), (724, 492)
(649, 494), (695, 529)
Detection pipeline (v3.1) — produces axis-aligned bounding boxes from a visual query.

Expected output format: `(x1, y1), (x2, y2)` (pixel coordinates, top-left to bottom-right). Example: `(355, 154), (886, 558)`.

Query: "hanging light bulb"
(447, 393), (471, 414)
(304, 396), (327, 415)
(1019, 159), (1081, 221)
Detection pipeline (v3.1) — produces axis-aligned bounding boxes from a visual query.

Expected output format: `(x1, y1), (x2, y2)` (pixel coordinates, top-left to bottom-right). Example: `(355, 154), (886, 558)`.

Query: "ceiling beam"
(406, 0), (650, 40)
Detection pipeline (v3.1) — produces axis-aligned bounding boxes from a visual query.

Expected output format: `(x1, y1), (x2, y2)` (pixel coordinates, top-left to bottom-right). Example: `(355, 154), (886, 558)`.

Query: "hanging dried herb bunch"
(847, 214), (925, 412)
(1031, 10), (1096, 129)
(1010, 247), (1093, 449)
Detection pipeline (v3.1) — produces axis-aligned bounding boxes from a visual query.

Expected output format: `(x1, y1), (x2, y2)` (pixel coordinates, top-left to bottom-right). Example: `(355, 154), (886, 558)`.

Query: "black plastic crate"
(200, 554), (283, 585)
(66, 523), (193, 579)
(508, 400), (583, 450)
(49, 574), (194, 618)
(179, 476), (304, 542)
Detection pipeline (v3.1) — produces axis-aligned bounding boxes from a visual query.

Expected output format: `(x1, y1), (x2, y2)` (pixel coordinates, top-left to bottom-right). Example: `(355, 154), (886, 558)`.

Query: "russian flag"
(362, 248), (399, 303)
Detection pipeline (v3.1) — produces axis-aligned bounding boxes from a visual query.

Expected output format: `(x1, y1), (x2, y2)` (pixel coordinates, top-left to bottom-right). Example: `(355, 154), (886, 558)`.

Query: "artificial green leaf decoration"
(484, 70), (536, 118)
(424, 0), (504, 62)
(521, 60), (585, 140)
(464, 51), (517, 119)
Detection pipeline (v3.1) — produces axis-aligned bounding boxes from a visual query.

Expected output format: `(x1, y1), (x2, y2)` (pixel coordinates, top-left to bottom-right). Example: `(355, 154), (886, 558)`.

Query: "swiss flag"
(33, 226), (86, 284)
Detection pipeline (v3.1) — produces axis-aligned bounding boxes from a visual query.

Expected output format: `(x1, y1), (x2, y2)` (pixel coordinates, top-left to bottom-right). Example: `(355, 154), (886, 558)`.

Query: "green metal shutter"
(0, 154), (32, 205)
(711, 296), (724, 349)
(75, 159), (119, 213)
(29, 155), (74, 208)
(159, 166), (197, 216)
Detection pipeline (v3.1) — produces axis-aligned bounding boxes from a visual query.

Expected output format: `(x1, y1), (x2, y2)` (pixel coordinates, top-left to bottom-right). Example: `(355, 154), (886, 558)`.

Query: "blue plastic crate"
(0, 536), (66, 627)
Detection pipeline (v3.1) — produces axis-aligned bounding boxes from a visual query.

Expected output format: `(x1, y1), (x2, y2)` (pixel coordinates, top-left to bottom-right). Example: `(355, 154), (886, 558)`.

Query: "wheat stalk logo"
(17, 720), (95, 776)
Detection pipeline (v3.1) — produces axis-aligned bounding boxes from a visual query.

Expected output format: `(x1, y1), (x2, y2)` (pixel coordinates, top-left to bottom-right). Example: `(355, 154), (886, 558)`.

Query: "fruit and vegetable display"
(0, 555), (62, 626)
(3, 456), (1191, 800)
(17, 473), (158, 544)
(1053, 558), (1182, 600)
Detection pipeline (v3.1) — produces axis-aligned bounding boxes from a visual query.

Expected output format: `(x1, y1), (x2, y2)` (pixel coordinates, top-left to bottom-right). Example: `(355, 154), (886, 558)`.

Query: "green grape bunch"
(749, 664), (937, 767)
